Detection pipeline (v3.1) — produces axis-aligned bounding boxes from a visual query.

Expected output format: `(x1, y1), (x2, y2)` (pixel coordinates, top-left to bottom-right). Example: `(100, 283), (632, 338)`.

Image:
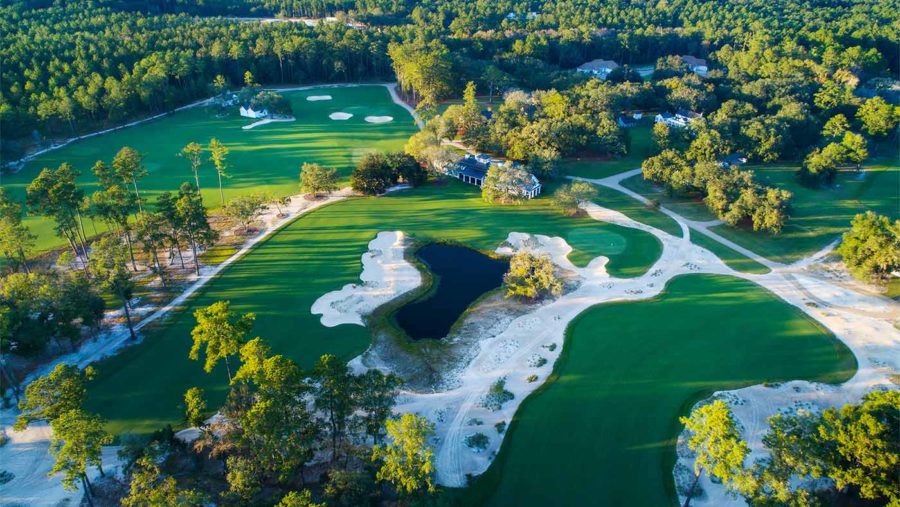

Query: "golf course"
(85, 182), (664, 435)
(460, 274), (856, 506)
(4, 85), (418, 252)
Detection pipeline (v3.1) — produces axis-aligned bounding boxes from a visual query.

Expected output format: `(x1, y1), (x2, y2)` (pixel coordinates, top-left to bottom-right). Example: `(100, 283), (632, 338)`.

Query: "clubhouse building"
(447, 154), (542, 199)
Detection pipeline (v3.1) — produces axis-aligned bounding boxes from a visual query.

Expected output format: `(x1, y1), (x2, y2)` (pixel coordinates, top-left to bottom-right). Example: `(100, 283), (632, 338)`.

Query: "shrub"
(551, 181), (597, 216)
(526, 374), (539, 383)
(481, 377), (514, 411)
(504, 251), (562, 301)
(465, 432), (490, 451)
(494, 421), (507, 434)
(299, 162), (339, 197)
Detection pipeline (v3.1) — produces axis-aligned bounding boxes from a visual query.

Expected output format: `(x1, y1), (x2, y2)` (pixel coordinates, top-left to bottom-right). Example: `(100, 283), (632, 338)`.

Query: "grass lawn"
(710, 159), (900, 264)
(689, 228), (771, 274)
(458, 274), (856, 507)
(620, 158), (900, 264)
(593, 185), (683, 237)
(561, 121), (654, 180)
(3, 85), (417, 253)
(85, 181), (662, 436)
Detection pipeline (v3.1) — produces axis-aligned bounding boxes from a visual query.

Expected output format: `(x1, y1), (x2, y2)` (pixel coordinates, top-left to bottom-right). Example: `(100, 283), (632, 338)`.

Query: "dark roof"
(457, 157), (488, 171)
(458, 165), (487, 180)
(722, 153), (747, 165)
(676, 109), (702, 119)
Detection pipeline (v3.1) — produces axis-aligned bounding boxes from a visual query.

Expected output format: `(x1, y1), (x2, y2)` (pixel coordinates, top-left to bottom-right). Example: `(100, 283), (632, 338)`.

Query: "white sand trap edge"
(365, 115), (393, 123)
(242, 117), (296, 130)
(311, 231), (422, 327)
(329, 112), (353, 120)
(307, 95), (333, 101)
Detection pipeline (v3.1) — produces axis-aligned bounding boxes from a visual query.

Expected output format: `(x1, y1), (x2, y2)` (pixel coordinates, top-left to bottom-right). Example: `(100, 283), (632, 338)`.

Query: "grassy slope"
(561, 121), (654, 180)
(458, 274), (856, 507)
(711, 159), (900, 264)
(85, 181), (662, 435)
(621, 157), (900, 264)
(3, 85), (417, 252)
(689, 228), (771, 274)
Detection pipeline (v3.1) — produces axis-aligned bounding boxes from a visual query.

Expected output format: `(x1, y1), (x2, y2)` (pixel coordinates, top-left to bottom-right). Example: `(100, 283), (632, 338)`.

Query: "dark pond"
(394, 243), (509, 340)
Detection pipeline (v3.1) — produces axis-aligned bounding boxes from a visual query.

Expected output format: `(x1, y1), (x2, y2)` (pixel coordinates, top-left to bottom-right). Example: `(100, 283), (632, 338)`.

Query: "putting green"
(458, 274), (856, 506)
(3, 85), (417, 252)
(85, 182), (663, 435)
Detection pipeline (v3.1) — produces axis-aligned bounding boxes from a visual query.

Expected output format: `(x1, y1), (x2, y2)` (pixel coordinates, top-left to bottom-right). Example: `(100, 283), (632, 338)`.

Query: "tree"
(350, 153), (395, 195)
(226, 455), (261, 503)
(121, 456), (207, 507)
(314, 354), (355, 461)
(112, 147), (148, 215)
(48, 409), (113, 503)
(299, 162), (339, 197)
(372, 413), (436, 497)
(90, 182), (140, 270)
(208, 138), (230, 205)
(503, 251), (563, 301)
(223, 193), (268, 234)
(184, 387), (207, 428)
(324, 469), (374, 507)
(15, 364), (95, 430)
(387, 151), (427, 187)
(481, 165), (534, 205)
(355, 369), (402, 445)
(277, 490), (324, 507)
(840, 132), (868, 170)
(179, 142), (205, 196)
(0, 188), (35, 273)
(91, 236), (138, 339)
(836, 211), (900, 284)
(189, 300), (255, 382)
(800, 146), (839, 184)
(175, 182), (217, 275)
(821, 114), (850, 140)
(679, 400), (749, 506)
(551, 181), (598, 216)
(134, 213), (169, 286)
(26, 163), (90, 266)
(856, 96), (898, 137)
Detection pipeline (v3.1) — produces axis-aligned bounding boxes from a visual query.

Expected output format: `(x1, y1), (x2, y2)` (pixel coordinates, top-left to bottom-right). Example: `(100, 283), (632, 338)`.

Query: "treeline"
(680, 392), (898, 506)
(0, 1), (398, 156)
(13, 306), (438, 506)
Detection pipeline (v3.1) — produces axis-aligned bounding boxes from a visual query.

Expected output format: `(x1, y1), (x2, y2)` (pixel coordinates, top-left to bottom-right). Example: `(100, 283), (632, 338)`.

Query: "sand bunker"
(329, 112), (353, 120)
(307, 95), (332, 101)
(242, 117), (295, 130)
(365, 115), (394, 123)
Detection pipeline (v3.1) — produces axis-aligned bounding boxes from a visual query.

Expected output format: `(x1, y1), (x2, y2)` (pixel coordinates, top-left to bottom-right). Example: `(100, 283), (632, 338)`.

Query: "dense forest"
(2, 0), (897, 159)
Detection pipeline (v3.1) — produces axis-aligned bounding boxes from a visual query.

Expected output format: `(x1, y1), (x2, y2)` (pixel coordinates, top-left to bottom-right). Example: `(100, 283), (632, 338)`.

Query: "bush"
(504, 251), (563, 301)
(299, 162), (339, 197)
(465, 432), (490, 451)
(481, 377), (514, 411)
(494, 421), (507, 434)
(551, 181), (597, 216)
(526, 374), (539, 383)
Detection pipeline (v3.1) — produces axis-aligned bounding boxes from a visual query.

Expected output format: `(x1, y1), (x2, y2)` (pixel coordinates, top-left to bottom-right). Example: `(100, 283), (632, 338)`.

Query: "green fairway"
(2, 85), (418, 252)
(711, 159), (900, 264)
(592, 185), (683, 238)
(85, 181), (662, 435)
(561, 121), (653, 179)
(460, 274), (856, 507)
(621, 158), (900, 264)
(689, 229), (771, 274)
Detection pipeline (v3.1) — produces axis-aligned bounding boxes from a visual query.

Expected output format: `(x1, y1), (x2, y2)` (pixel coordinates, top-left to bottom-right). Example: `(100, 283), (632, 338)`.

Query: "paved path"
(570, 169), (784, 271)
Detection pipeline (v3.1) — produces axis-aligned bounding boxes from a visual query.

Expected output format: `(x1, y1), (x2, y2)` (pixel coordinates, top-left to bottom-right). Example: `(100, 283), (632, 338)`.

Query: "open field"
(688, 229), (771, 274)
(85, 181), (662, 435)
(621, 158), (900, 264)
(458, 274), (856, 506)
(2, 85), (417, 252)
(561, 121), (654, 180)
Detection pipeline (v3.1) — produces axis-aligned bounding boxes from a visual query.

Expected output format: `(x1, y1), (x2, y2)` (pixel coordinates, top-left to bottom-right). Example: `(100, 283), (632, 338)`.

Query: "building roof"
(680, 55), (707, 67)
(676, 109), (702, 119)
(458, 165), (488, 180)
(577, 59), (620, 72)
(722, 153), (748, 165)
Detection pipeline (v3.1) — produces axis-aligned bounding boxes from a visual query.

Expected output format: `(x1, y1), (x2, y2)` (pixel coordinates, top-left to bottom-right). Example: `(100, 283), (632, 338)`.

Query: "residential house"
(719, 153), (748, 167)
(654, 109), (702, 128)
(680, 55), (708, 76)
(239, 105), (269, 119)
(576, 59), (620, 80)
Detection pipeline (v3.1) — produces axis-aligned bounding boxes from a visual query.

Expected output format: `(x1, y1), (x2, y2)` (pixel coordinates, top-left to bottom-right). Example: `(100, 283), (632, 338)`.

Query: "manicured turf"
(621, 158), (900, 264)
(3, 85), (417, 252)
(459, 274), (856, 507)
(85, 181), (662, 435)
(711, 159), (900, 264)
(561, 121), (654, 179)
(593, 185), (683, 238)
(689, 228), (771, 274)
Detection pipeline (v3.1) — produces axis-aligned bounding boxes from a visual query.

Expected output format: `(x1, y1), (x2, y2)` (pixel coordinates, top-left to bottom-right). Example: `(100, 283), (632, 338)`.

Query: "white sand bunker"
(365, 115), (394, 123)
(329, 112), (353, 120)
(242, 117), (295, 130)
(311, 231), (422, 327)
(307, 95), (333, 101)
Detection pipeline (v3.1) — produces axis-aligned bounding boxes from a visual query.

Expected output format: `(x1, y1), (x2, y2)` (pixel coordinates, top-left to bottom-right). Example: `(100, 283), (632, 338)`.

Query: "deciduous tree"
(190, 300), (255, 382)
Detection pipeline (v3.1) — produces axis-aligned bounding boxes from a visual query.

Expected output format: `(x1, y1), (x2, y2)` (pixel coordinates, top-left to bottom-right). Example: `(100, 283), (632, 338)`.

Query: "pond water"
(394, 243), (509, 340)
